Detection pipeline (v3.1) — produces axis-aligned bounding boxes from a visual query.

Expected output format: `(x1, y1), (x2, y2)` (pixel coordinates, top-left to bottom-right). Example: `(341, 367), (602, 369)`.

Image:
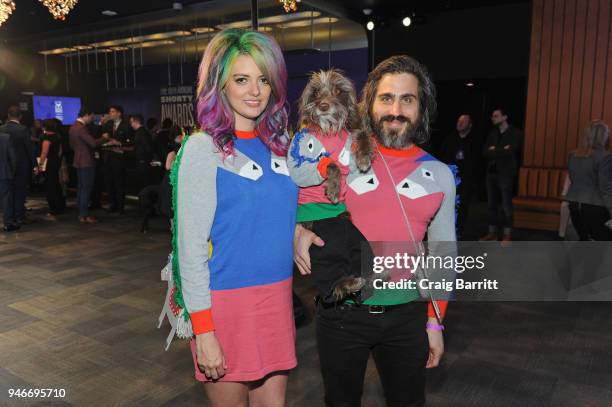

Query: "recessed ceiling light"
(466, 82), (475, 87)
(102, 10), (118, 17)
(277, 17), (338, 29)
(191, 27), (215, 34)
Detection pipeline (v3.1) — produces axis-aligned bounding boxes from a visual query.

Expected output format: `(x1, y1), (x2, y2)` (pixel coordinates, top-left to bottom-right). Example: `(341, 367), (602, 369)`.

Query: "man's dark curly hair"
(359, 55), (437, 145)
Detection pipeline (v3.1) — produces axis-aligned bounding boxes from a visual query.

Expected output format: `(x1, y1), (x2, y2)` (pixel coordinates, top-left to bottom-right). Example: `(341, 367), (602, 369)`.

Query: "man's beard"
(371, 114), (419, 149)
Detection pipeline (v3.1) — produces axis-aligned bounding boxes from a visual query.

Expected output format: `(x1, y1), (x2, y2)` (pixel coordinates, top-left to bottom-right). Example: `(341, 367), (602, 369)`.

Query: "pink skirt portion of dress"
(190, 277), (297, 382)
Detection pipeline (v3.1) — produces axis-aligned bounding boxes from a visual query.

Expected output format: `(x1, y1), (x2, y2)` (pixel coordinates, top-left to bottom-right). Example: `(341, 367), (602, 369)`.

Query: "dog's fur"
(298, 70), (374, 204)
(298, 70), (376, 302)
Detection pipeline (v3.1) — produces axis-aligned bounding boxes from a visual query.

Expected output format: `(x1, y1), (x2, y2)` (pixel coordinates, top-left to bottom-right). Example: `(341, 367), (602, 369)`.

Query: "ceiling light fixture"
(101, 10), (117, 17)
(402, 17), (411, 27)
(0, 0), (16, 27)
(279, 0), (301, 13)
(259, 11), (319, 24)
(90, 31), (191, 47)
(138, 40), (175, 48)
(277, 16), (338, 29)
(191, 27), (215, 34)
(39, 47), (76, 55)
(466, 82), (475, 87)
(39, 0), (79, 21)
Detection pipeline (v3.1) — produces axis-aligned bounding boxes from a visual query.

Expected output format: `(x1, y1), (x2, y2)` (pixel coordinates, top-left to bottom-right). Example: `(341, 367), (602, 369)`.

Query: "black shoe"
(3, 224), (21, 232)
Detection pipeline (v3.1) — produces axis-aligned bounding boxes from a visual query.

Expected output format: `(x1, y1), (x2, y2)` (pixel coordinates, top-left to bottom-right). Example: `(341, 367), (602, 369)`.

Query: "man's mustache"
(379, 115), (410, 124)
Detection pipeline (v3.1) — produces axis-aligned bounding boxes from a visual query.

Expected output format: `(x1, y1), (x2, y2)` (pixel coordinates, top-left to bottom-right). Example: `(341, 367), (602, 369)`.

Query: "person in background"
(0, 130), (17, 231)
(69, 107), (115, 224)
(0, 105), (37, 226)
(565, 120), (612, 241)
(146, 117), (159, 134)
(439, 114), (479, 238)
(88, 114), (105, 210)
(31, 119), (43, 158)
(139, 126), (188, 233)
(480, 107), (523, 245)
(130, 114), (154, 192)
(101, 105), (133, 214)
(38, 119), (66, 220)
(154, 118), (173, 167)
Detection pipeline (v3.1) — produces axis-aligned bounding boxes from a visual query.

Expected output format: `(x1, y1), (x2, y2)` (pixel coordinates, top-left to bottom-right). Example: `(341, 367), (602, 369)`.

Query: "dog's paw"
(353, 130), (374, 172)
(325, 163), (341, 204)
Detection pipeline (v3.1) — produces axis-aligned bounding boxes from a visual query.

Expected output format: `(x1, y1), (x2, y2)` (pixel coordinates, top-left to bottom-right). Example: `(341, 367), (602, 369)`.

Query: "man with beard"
(294, 55), (456, 407)
(480, 108), (522, 244)
(439, 114), (480, 238)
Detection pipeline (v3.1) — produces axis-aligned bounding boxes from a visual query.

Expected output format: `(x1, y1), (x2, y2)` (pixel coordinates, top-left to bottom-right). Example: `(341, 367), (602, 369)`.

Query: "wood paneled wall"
(523, 0), (612, 169)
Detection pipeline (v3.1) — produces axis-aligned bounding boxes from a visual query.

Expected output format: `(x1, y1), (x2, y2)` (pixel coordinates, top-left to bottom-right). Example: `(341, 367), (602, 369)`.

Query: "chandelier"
(39, 0), (79, 21)
(0, 0), (15, 27)
(279, 0), (301, 13)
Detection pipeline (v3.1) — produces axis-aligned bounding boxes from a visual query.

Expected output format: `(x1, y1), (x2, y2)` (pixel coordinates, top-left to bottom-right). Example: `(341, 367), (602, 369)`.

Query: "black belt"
(315, 296), (414, 314)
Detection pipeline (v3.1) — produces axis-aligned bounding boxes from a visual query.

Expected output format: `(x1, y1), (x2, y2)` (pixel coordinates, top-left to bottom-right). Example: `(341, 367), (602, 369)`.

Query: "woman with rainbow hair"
(171, 28), (298, 405)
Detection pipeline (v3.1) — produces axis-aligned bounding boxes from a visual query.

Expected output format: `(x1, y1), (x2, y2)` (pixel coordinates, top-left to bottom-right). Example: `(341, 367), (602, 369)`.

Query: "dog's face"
(299, 70), (358, 134)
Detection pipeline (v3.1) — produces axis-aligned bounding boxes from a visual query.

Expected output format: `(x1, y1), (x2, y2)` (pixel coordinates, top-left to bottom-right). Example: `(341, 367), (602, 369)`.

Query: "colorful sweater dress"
(175, 130), (298, 382)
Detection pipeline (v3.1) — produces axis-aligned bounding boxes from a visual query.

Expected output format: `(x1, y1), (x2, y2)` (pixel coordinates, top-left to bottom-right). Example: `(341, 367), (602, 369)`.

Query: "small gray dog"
(298, 69), (374, 203)
(290, 69), (377, 302)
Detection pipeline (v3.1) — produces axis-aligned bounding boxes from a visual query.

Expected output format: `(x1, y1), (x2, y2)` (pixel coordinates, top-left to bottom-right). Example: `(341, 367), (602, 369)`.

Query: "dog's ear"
(346, 86), (360, 131)
(298, 72), (319, 126)
(332, 71), (359, 131)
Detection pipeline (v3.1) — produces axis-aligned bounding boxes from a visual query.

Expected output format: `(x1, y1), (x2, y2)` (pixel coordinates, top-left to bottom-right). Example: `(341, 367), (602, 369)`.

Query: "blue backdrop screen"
(33, 96), (81, 125)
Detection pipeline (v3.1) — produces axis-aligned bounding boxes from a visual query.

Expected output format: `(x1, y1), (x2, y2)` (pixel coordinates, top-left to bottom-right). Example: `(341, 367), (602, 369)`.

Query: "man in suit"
(130, 114), (154, 192)
(69, 107), (115, 223)
(480, 107), (523, 245)
(0, 130), (18, 231)
(0, 105), (37, 226)
(101, 105), (133, 214)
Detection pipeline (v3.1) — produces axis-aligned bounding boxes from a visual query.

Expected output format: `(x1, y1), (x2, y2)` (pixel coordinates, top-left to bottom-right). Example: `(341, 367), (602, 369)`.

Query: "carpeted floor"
(0, 196), (610, 406)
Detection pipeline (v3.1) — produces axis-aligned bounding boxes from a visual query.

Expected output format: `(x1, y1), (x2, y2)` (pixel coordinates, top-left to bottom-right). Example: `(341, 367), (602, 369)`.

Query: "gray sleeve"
(287, 130), (325, 187)
(428, 163), (457, 243)
(424, 163), (458, 305)
(598, 154), (612, 215)
(176, 135), (217, 314)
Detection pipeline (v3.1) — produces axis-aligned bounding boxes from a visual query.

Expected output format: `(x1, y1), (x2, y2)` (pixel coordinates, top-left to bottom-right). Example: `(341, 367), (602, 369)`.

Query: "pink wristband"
(426, 322), (444, 331)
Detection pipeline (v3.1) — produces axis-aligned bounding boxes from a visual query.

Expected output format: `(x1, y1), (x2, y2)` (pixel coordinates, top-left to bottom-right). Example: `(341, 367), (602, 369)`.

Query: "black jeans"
(12, 164), (30, 222)
(137, 162), (153, 193)
(77, 167), (96, 217)
(486, 172), (514, 231)
(569, 202), (612, 241)
(316, 301), (429, 407)
(0, 179), (14, 225)
(104, 153), (126, 211)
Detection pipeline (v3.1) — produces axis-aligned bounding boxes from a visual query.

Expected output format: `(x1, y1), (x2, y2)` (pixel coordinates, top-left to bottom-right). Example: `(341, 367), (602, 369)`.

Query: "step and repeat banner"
(160, 85), (195, 128)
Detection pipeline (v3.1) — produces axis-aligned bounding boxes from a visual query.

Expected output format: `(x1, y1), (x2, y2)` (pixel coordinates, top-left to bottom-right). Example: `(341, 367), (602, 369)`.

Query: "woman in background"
(38, 119), (66, 220)
(565, 120), (612, 240)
